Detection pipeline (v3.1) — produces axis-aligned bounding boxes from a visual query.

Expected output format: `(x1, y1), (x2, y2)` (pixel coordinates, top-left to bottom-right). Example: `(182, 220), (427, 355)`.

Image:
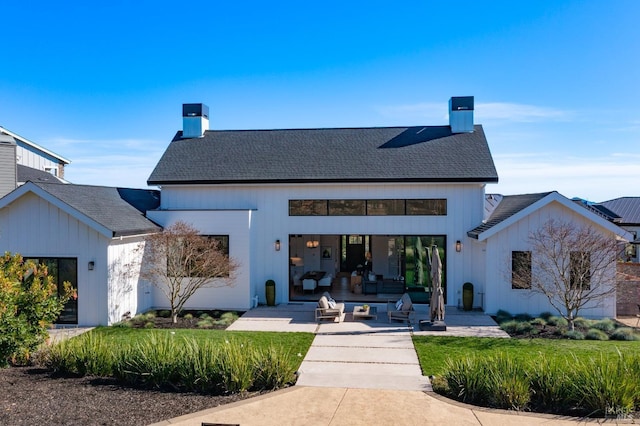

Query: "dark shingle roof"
(468, 192), (553, 239)
(598, 197), (640, 225)
(148, 125), (498, 185)
(31, 182), (161, 237)
(17, 165), (65, 184)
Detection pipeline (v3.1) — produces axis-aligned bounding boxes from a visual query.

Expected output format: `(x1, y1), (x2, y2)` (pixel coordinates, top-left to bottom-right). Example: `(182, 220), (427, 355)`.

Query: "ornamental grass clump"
(610, 328), (640, 341)
(564, 330), (585, 340)
(590, 318), (616, 334)
(253, 345), (297, 390)
(585, 329), (609, 341)
(41, 333), (115, 377)
(494, 309), (513, 324)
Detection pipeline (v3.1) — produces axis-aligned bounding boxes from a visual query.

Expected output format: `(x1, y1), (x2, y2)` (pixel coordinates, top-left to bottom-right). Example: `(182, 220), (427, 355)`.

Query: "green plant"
(611, 328), (640, 341)
(573, 317), (593, 329)
(500, 320), (533, 335)
(253, 345), (297, 390)
(564, 330), (585, 340)
(546, 316), (568, 327)
(0, 252), (72, 367)
(539, 311), (553, 320)
(183, 313), (193, 320)
(158, 310), (171, 318)
(530, 317), (547, 326)
(514, 313), (533, 322)
(494, 309), (513, 324)
(585, 329), (609, 341)
(144, 322), (155, 329)
(590, 318), (616, 334)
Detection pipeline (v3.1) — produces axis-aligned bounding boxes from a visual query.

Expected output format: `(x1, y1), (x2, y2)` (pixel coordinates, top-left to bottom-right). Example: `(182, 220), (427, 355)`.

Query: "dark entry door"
(344, 235), (365, 272)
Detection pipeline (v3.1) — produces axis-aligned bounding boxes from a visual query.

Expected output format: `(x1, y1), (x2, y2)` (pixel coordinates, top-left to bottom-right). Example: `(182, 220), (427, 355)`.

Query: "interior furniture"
(315, 294), (345, 322)
(350, 275), (362, 292)
(302, 279), (317, 294)
(363, 279), (378, 295)
(353, 305), (378, 320)
(317, 273), (333, 290)
(387, 293), (414, 323)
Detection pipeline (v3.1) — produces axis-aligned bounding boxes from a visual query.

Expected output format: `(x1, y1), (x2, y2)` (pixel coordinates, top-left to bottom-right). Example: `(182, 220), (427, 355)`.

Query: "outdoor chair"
(387, 293), (414, 323)
(315, 294), (345, 322)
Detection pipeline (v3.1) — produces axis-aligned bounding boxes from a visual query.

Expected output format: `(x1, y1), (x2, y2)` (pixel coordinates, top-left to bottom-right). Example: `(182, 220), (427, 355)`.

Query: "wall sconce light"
(275, 239), (281, 251)
(455, 240), (462, 253)
(306, 240), (319, 248)
(88, 261), (95, 270)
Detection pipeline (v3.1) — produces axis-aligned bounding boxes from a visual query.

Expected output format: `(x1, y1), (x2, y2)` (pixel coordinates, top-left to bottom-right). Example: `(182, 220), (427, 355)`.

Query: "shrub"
(572, 317), (593, 329)
(546, 316), (568, 327)
(529, 356), (575, 411)
(539, 311), (553, 320)
(158, 310), (171, 318)
(500, 320), (533, 335)
(585, 329), (609, 341)
(530, 317), (547, 326)
(219, 311), (239, 325)
(514, 313), (533, 322)
(197, 318), (214, 328)
(144, 322), (155, 329)
(0, 252), (72, 366)
(610, 328), (640, 341)
(590, 318), (615, 334)
(144, 311), (156, 320)
(495, 310), (512, 324)
(183, 313), (193, 320)
(111, 321), (132, 328)
(564, 330), (585, 340)
(253, 345), (297, 390)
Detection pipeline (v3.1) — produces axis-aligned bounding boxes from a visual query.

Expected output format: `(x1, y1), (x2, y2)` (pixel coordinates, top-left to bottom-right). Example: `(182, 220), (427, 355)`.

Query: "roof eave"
(148, 177), (499, 186)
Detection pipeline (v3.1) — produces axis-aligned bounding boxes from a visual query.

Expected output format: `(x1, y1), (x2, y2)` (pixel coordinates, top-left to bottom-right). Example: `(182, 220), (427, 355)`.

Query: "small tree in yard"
(0, 252), (72, 367)
(511, 219), (623, 331)
(139, 221), (239, 323)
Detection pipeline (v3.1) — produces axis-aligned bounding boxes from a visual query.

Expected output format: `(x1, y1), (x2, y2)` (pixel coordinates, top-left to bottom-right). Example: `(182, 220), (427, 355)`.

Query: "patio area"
(226, 303), (509, 338)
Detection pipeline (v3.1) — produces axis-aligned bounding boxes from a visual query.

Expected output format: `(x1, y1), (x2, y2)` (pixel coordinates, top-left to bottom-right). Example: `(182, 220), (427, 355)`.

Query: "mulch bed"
(1, 309), (261, 425)
(129, 309), (243, 329)
(0, 366), (262, 425)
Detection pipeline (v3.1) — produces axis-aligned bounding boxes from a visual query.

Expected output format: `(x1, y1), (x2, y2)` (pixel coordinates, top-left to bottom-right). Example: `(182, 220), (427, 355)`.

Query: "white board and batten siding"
(481, 201), (617, 318)
(146, 209), (254, 311)
(0, 192), (110, 325)
(157, 182), (489, 306)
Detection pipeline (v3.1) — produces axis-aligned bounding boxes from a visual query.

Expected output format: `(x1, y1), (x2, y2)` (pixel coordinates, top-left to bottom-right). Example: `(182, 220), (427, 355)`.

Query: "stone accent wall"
(617, 263), (640, 316)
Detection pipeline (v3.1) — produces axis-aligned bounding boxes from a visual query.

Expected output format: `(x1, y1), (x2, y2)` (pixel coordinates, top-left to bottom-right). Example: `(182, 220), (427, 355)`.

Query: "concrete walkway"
(154, 304), (601, 426)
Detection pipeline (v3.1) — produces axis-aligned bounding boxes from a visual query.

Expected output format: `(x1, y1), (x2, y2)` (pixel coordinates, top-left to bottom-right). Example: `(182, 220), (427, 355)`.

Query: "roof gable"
(0, 127), (70, 165)
(0, 182), (161, 238)
(17, 164), (66, 184)
(469, 191), (633, 242)
(148, 125), (498, 185)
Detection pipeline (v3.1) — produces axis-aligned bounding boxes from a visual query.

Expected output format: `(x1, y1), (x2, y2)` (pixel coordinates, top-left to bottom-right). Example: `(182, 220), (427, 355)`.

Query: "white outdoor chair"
(302, 279), (317, 294)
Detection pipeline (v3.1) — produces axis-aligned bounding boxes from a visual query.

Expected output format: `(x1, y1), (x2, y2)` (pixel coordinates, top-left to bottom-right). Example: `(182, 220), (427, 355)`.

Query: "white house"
(0, 181), (160, 325)
(0, 97), (633, 325)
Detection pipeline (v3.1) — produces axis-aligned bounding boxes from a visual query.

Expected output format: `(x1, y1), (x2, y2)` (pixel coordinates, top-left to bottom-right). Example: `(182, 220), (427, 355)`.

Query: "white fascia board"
(0, 127), (71, 165)
(0, 182), (113, 238)
(477, 192), (633, 242)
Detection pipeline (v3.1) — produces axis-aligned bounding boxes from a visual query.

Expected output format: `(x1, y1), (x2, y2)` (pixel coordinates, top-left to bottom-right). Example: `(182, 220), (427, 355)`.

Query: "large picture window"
(26, 257), (78, 324)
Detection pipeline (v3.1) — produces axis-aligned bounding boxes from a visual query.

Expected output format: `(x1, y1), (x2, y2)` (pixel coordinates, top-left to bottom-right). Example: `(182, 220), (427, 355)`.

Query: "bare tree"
(138, 221), (239, 323)
(511, 219), (624, 330)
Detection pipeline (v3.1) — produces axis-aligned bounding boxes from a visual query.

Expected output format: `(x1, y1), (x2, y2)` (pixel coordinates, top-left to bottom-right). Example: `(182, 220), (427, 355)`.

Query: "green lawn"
(91, 327), (315, 360)
(413, 336), (640, 376)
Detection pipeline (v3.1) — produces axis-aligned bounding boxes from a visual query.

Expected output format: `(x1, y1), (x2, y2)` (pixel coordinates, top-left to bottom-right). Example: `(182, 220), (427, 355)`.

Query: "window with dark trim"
(289, 199), (447, 216)
(511, 251), (531, 289)
(170, 235), (230, 278)
(25, 257), (78, 324)
(570, 251), (591, 289)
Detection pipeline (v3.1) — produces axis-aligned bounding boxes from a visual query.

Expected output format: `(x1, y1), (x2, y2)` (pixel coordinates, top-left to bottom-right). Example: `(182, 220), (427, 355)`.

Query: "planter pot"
(462, 282), (473, 311)
(265, 280), (276, 306)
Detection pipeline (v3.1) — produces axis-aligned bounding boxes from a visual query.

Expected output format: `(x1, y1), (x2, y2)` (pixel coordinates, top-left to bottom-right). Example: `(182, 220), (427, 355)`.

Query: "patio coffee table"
(352, 305), (377, 320)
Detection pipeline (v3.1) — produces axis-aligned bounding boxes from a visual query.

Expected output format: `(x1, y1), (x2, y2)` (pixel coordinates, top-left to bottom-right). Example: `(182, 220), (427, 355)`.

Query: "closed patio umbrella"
(415, 237), (424, 286)
(429, 245), (445, 322)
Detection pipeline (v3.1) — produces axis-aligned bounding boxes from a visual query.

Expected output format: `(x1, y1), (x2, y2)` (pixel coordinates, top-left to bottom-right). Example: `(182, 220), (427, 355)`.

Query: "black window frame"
(511, 251), (532, 289)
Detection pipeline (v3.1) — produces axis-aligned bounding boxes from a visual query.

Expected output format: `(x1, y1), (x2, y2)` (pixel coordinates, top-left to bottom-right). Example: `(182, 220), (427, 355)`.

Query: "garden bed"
(125, 309), (243, 329)
(0, 366), (261, 425)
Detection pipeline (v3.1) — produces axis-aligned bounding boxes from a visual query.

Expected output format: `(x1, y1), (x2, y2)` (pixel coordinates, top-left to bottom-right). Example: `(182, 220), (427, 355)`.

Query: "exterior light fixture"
(88, 261), (95, 270)
(275, 239), (281, 251)
(306, 240), (320, 248)
(455, 240), (462, 252)
(306, 240), (313, 248)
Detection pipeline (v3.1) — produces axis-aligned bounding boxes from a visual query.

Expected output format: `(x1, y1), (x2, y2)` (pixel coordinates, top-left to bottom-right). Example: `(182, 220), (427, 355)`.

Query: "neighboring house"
(468, 192), (632, 318)
(0, 181), (161, 325)
(0, 126), (70, 198)
(597, 197), (640, 262)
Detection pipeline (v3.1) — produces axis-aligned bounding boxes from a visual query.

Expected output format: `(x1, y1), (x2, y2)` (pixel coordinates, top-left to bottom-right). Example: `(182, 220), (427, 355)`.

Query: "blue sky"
(2, 0), (638, 201)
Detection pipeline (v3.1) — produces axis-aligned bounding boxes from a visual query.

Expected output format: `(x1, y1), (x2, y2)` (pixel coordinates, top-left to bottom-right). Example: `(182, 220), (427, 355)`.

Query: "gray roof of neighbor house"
(467, 192), (553, 239)
(598, 197), (640, 225)
(30, 182), (161, 237)
(17, 164), (66, 184)
(148, 125), (498, 185)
